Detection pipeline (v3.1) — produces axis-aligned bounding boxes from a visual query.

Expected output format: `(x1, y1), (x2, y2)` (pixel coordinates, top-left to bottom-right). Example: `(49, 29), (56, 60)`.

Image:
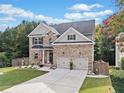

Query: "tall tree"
(98, 9), (124, 65)
(0, 21), (38, 67)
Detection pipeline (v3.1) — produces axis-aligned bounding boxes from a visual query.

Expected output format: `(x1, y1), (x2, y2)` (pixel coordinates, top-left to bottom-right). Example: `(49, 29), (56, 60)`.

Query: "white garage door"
(73, 58), (88, 70)
(57, 57), (88, 70)
(57, 57), (70, 69)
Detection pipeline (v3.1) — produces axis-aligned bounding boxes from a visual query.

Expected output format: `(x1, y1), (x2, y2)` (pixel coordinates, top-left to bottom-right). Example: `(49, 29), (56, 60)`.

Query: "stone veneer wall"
(53, 44), (94, 72)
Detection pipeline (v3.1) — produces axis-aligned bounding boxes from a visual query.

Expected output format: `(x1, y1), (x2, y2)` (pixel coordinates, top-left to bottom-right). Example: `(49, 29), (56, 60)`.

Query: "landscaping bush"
(121, 57), (124, 70)
(0, 54), (10, 68)
(110, 75), (124, 93)
(110, 70), (124, 93)
(70, 59), (73, 70)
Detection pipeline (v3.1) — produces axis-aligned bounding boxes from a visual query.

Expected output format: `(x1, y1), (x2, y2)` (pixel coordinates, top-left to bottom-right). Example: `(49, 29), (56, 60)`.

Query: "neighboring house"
(28, 20), (95, 72)
(115, 32), (124, 68)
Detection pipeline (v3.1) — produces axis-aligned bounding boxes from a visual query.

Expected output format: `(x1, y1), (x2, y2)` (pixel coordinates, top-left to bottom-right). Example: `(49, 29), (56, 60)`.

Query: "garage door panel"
(57, 57), (70, 69)
(74, 58), (88, 70)
(57, 57), (88, 70)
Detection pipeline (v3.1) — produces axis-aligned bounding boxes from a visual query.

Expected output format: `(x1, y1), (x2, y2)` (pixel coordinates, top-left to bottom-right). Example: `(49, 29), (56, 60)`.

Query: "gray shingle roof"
(51, 20), (95, 35)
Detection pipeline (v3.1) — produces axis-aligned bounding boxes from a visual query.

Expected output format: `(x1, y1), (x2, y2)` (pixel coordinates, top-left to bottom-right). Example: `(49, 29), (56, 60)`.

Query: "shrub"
(70, 62), (73, 70)
(0, 54), (9, 67)
(70, 59), (73, 70)
(121, 57), (124, 70)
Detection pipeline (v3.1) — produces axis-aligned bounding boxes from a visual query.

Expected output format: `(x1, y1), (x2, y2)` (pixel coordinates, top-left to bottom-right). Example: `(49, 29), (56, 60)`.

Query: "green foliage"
(70, 59), (73, 70)
(110, 70), (124, 93)
(0, 53), (10, 67)
(94, 25), (103, 61)
(121, 57), (124, 70)
(0, 21), (38, 67)
(94, 10), (124, 65)
(117, 0), (124, 6)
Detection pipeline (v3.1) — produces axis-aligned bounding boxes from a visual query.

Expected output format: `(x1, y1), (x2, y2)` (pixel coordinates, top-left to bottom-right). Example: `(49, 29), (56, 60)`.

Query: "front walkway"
(2, 69), (87, 93)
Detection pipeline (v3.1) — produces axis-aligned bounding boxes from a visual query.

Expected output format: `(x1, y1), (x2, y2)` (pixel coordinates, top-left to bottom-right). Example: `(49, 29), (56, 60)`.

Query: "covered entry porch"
(30, 48), (53, 65)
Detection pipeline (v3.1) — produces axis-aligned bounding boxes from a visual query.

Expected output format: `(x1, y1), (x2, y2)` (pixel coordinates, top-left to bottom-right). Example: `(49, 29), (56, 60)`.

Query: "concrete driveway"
(2, 69), (87, 93)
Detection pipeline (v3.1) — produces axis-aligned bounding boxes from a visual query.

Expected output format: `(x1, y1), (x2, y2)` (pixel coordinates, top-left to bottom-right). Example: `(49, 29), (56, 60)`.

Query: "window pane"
(73, 35), (76, 40)
(34, 38), (37, 44)
(67, 35), (76, 40)
(68, 35), (70, 40)
(39, 37), (43, 44)
(34, 53), (38, 59)
(71, 35), (73, 40)
(32, 37), (35, 44)
(32, 37), (37, 44)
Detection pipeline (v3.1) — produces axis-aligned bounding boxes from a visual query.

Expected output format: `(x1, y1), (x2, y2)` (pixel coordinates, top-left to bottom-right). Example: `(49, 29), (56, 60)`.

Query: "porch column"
(42, 50), (45, 64)
(47, 51), (50, 63)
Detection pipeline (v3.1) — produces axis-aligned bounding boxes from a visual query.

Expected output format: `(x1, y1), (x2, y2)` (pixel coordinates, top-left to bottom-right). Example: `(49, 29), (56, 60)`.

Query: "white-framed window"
(67, 34), (76, 40)
(39, 38), (43, 44)
(32, 37), (43, 45)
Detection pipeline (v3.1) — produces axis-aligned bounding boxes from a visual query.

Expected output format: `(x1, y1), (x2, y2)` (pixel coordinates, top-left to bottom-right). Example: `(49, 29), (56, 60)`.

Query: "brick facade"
(29, 31), (57, 64)
(43, 31), (58, 46)
(53, 44), (94, 72)
(28, 22), (95, 72)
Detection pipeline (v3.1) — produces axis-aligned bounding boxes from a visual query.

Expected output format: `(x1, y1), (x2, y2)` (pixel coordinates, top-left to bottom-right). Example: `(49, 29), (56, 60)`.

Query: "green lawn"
(0, 68), (47, 91)
(0, 67), (16, 73)
(110, 70), (124, 93)
(79, 77), (112, 93)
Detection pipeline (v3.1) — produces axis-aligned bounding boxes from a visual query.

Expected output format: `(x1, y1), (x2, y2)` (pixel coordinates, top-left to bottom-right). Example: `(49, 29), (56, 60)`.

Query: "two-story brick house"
(28, 20), (95, 72)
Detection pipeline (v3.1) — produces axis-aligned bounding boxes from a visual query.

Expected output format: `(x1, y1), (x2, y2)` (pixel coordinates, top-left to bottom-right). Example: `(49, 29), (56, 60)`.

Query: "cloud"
(0, 17), (16, 23)
(0, 4), (114, 27)
(0, 4), (70, 24)
(35, 14), (70, 24)
(64, 13), (82, 20)
(69, 3), (103, 11)
(0, 4), (34, 18)
(64, 10), (113, 20)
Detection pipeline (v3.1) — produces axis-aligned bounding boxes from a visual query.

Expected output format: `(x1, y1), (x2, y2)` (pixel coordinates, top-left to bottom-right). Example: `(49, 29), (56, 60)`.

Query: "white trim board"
(52, 43), (93, 45)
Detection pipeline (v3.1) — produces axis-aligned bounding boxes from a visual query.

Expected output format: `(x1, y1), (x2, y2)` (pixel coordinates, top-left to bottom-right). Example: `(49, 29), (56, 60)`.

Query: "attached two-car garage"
(57, 57), (88, 70)
(53, 44), (93, 71)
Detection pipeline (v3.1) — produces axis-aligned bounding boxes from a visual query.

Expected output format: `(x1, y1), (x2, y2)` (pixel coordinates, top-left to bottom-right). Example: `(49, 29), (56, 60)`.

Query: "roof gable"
(28, 23), (59, 37)
(53, 27), (93, 45)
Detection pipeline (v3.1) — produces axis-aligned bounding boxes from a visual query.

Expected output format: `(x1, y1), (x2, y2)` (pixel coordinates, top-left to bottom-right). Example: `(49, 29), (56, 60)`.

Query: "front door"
(49, 50), (53, 64)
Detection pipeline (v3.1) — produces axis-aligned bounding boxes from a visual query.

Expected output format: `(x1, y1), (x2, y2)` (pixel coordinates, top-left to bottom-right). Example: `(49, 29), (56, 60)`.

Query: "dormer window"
(68, 34), (76, 40)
